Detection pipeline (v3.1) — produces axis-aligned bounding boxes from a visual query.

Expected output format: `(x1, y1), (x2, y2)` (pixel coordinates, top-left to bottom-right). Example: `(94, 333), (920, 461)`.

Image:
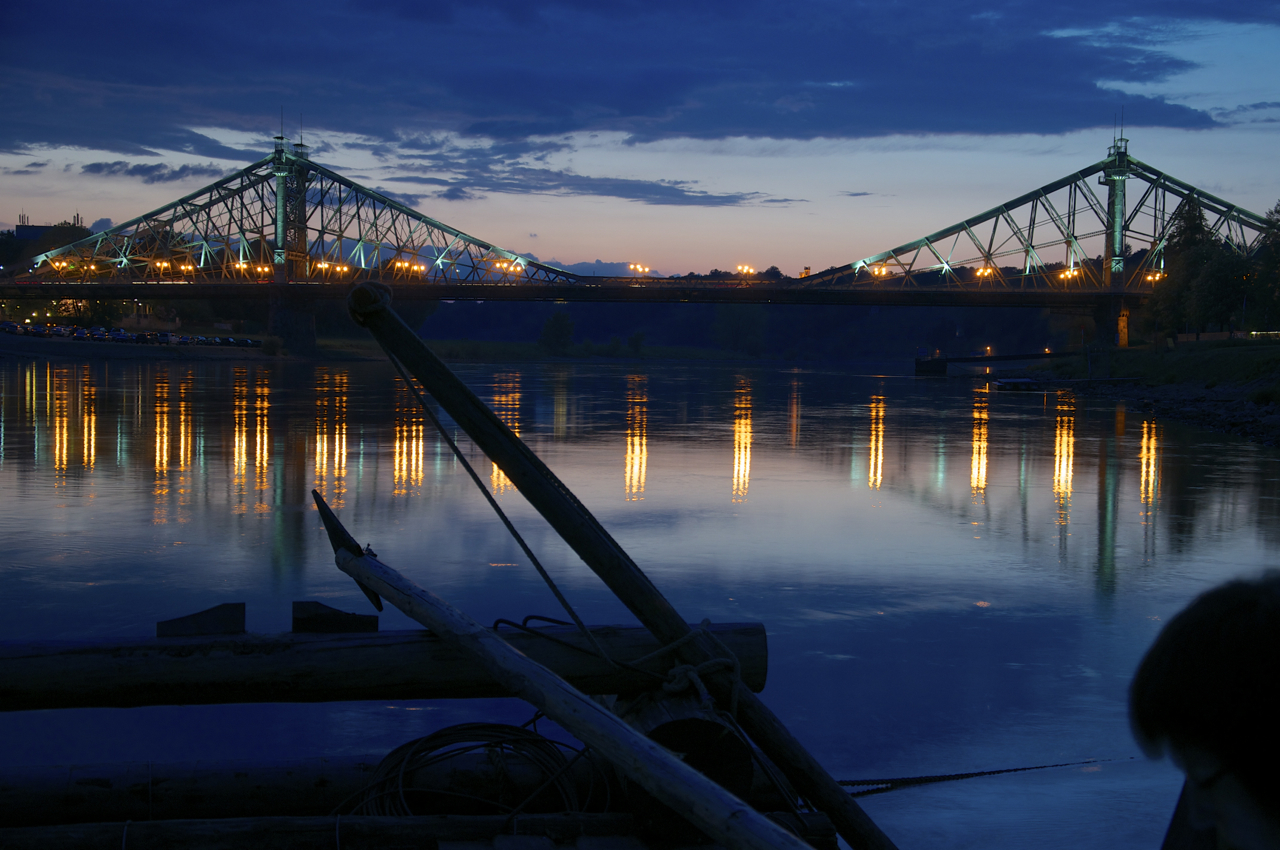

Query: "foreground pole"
(313, 492), (811, 850)
(347, 282), (897, 850)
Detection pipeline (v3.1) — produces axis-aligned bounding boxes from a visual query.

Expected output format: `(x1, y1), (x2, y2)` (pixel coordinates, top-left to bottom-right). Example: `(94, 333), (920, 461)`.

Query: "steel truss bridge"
(11, 136), (1273, 342)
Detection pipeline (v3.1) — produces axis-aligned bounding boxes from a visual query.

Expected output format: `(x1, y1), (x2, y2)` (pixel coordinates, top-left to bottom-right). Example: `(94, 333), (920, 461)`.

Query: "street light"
(736, 265), (755, 275)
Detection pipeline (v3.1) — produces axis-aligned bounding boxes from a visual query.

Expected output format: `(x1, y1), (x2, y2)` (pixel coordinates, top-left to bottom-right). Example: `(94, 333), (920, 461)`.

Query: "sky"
(1, 0), (1278, 277)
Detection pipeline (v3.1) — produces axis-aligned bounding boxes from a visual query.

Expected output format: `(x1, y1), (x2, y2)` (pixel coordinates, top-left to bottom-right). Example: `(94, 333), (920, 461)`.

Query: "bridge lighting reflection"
(81, 366), (96, 471)
(732, 378), (752, 502)
(52, 367), (70, 475)
(1140, 420), (1159, 508)
(971, 389), (988, 496)
(868, 395), (885, 490)
(255, 371), (271, 509)
(393, 380), (424, 496)
(490, 373), (521, 495)
(625, 375), (647, 501)
(314, 368), (346, 508)
(155, 370), (171, 523)
(1053, 392), (1075, 522)
(232, 368), (248, 510)
(177, 372), (194, 515)
(788, 377), (801, 449)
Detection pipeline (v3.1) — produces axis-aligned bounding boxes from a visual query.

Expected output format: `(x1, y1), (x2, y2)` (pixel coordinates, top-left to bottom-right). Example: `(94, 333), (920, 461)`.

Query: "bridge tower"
(1100, 137), (1133, 347)
(269, 137), (317, 351)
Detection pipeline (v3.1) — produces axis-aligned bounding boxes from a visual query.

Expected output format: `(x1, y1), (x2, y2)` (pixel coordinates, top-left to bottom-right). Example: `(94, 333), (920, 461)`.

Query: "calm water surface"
(3, 357), (1278, 848)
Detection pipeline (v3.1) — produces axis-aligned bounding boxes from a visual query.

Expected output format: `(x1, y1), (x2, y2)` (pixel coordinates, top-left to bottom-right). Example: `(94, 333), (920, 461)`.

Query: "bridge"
(9, 135), (1271, 349)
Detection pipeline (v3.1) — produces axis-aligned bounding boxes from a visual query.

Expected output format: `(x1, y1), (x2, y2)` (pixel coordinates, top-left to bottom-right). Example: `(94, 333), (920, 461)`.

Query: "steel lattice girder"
(31, 146), (578, 286)
(825, 149), (1271, 292)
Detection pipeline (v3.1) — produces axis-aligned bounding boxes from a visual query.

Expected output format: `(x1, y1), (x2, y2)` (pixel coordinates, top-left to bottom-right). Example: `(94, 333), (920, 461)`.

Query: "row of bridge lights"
(1058, 268), (1080, 280)
(629, 264), (650, 274)
(315, 263), (351, 272)
(975, 267), (994, 277)
(736, 265), (756, 275)
(394, 261), (428, 272)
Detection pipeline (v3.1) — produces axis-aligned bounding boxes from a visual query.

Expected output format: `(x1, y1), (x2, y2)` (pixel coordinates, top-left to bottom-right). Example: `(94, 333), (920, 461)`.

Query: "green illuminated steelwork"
(825, 141), (1270, 291)
(32, 141), (576, 287)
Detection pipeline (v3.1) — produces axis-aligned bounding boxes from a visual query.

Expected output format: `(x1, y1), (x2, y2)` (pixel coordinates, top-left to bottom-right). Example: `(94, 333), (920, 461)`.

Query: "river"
(3, 356), (1277, 848)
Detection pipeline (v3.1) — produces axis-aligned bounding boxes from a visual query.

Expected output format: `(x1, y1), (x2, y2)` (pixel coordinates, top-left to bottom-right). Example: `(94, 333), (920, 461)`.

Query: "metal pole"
(346, 281), (899, 850)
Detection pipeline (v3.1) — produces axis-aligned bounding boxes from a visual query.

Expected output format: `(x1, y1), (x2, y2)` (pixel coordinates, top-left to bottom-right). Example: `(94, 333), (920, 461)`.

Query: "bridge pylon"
(814, 141), (1271, 347)
(27, 138), (580, 349)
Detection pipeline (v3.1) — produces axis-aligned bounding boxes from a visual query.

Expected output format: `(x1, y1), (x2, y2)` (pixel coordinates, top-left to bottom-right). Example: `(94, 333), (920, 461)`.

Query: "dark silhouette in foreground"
(1131, 571), (1280, 850)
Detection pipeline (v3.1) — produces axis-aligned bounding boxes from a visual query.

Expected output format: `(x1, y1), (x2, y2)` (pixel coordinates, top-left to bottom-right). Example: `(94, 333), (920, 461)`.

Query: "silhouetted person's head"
(1130, 571), (1280, 850)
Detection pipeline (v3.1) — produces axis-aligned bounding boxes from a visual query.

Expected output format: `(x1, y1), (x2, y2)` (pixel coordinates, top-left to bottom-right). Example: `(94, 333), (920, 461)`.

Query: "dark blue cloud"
(90, 218), (114, 232)
(0, 0), (1269, 157)
(81, 162), (227, 183)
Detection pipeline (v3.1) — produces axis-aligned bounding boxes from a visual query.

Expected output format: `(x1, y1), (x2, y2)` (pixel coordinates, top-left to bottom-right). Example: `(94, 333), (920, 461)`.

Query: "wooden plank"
(323, 530), (813, 850)
(0, 755), (378, 828)
(156, 603), (245, 637)
(0, 624), (766, 711)
(348, 281), (898, 850)
(0, 813), (637, 850)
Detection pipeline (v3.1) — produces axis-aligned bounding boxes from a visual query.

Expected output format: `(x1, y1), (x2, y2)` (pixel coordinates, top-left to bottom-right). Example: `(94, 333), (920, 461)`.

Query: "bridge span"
(4, 278), (1130, 311)
(14, 135), (1269, 349)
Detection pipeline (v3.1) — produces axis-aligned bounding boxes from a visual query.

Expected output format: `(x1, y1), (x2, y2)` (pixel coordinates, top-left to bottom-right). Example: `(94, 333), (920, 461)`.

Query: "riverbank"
(0, 331), (747, 365)
(0, 332), (281, 363)
(1032, 340), (1280, 445)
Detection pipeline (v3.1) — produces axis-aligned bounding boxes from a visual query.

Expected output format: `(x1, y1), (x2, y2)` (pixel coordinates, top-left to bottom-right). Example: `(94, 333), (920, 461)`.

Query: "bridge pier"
(269, 268), (317, 353)
(1095, 295), (1130, 349)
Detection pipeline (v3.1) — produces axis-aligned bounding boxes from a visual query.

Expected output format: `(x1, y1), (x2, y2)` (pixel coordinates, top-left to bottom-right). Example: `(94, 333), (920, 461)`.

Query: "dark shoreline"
(1003, 343), (1280, 447)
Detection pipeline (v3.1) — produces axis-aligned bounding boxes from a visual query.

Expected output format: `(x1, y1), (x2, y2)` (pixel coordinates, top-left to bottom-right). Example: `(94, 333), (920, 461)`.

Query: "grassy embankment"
(1043, 339), (1280, 402)
(1036, 339), (1280, 443)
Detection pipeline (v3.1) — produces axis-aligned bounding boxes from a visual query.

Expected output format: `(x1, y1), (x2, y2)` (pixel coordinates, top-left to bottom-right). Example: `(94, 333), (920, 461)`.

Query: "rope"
(838, 757), (1131, 797)
(629, 618), (745, 716)
(377, 342), (613, 666)
(333, 722), (612, 818)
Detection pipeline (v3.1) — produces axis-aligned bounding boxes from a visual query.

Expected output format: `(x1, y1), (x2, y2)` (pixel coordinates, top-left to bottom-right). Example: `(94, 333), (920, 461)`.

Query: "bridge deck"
(3, 278), (1148, 308)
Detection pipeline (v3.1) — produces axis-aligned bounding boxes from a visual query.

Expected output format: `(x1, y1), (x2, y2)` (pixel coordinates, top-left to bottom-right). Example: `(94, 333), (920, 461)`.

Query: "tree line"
(1148, 198), (1280, 336)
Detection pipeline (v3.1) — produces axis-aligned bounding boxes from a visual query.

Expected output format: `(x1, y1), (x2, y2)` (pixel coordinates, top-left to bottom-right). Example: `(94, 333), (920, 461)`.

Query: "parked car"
(177, 335), (192, 345)
(135, 332), (158, 344)
(72, 328), (89, 341)
(0, 321), (18, 334)
(27, 325), (49, 338)
(193, 336), (208, 345)
(235, 337), (254, 348)
(157, 332), (175, 345)
(90, 329), (109, 341)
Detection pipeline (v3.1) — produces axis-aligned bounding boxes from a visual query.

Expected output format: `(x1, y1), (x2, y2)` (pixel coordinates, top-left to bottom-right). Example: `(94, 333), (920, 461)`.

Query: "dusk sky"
(2, 0), (1277, 276)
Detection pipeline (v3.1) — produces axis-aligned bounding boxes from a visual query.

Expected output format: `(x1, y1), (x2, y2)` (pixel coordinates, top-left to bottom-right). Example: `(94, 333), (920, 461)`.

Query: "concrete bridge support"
(269, 268), (317, 353)
(1095, 295), (1131, 348)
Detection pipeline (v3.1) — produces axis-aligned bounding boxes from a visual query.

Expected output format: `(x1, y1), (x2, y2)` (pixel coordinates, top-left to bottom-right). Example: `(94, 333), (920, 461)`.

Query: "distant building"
(15, 224), (52, 242)
(14, 212), (82, 241)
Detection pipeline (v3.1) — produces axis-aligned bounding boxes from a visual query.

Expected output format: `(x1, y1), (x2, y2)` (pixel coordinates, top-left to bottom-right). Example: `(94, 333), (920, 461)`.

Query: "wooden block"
(291, 601), (378, 633)
(157, 603), (245, 638)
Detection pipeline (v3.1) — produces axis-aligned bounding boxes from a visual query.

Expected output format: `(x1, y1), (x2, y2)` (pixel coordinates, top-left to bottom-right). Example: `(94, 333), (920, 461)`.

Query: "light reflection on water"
(732, 376), (751, 502)
(3, 358), (1280, 848)
(625, 375), (647, 501)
